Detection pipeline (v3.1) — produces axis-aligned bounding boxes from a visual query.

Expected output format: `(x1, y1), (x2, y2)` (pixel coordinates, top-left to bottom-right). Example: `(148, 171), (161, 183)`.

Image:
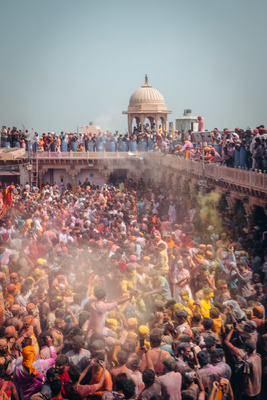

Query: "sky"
(1, 0), (266, 133)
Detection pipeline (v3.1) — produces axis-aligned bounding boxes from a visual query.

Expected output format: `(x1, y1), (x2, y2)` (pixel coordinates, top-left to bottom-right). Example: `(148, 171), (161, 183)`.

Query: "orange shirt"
(90, 368), (113, 397)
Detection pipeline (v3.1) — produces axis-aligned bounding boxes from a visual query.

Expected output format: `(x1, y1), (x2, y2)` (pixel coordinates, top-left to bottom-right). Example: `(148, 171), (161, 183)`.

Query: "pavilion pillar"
(128, 114), (132, 134)
(140, 115), (145, 132)
(155, 115), (160, 132)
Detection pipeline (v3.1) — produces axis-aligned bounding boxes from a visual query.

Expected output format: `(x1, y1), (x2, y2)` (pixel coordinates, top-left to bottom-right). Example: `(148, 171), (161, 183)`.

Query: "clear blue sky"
(1, 0), (266, 133)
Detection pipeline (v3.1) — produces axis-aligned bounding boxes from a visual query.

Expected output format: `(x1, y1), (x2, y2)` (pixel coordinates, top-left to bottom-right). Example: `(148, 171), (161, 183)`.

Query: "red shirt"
(59, 367), (70, 395)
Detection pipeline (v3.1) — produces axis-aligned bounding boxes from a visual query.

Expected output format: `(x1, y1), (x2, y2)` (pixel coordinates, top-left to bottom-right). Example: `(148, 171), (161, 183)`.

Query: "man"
(149, 270), (172, 302)
(50, 318), (65, 353)
(141, 328), (169, 376)
(87, 286), (129, 336)
(173, 260), (192, 303)
(64, 361), (107, 399)
(175, 310), (192, 338)
(2, 304), (23, 331)
(210, 348), (232, 381)
(197, 350), (219, 396)
(199, 318), (221, 345)
(55, 354), (70, 396)
(158, 356), (182, 400)
(138, 369), (161, 400)
(240, 340), (262, 400)
(66, 335), (90, 371)
(231, 261), (253, 299)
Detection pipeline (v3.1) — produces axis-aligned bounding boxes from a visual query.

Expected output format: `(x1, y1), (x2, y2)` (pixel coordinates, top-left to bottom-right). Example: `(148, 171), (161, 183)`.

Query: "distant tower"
(175, 109), (199, 133)
(123, 75), (172, 133)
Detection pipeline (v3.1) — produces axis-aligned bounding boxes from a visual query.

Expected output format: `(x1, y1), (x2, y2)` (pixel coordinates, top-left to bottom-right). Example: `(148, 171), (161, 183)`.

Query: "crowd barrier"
(0, 139), (254, 168)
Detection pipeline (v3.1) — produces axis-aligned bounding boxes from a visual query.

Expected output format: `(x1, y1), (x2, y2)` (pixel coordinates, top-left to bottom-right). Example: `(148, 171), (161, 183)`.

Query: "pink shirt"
(88, 300), (118, 333)
(158, 371), (182, 400)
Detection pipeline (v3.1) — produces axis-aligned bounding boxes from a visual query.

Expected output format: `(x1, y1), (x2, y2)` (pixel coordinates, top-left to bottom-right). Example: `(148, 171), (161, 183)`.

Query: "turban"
(10, 273), (18, 279)
(22, 346), (37, 377)
(106, 318), (118, 331)
(11, 304), (21, 312)
(174, 303), (185, 312)
(26, 303), (36, 313)
(7, 284), (16, 293)
(206, 251), (213, 258)
(138, 325), (149, 337)
(253, 306), (264, 316)
(5, 325), (16, 337)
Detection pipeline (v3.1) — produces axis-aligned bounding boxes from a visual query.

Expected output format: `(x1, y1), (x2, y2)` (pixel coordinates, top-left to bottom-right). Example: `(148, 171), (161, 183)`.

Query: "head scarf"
(223, 300), (245, 321)
(22, 345), (37, 376)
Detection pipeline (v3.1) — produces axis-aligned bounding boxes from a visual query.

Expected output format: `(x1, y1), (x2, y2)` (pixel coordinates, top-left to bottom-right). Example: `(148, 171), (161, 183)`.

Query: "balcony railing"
(33, 151), (142, 160)
(148, 154), (267, 192)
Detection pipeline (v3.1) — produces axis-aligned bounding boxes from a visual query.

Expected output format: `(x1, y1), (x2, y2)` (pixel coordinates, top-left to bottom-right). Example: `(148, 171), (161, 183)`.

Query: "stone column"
(128, 114), (132, 134)
(163, 116), (167, 131)
(140, 115), (145, 132)
(155, 115), (160, 132)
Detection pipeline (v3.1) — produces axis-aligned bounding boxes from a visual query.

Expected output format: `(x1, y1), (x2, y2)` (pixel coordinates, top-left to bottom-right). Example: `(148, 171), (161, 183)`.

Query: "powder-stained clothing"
(87, 300), (118, 333)
(242, 354), (262, 397)
(158, 371), (182, 400)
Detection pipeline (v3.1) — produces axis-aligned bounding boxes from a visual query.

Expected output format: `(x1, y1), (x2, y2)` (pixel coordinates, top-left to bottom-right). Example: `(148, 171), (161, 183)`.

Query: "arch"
(144, 116), (155, 132)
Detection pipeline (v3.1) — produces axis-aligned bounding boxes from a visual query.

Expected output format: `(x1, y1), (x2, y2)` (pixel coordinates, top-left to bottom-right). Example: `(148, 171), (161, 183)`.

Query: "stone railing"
(146, 153), (267, 193)
(33, 151), (142, 160)
(28, 151), (267, 193)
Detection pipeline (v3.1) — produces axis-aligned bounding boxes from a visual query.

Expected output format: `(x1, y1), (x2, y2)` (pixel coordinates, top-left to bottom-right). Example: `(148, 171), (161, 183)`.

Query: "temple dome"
(127, 75), (168, 112)
(129, 85), (165, 105)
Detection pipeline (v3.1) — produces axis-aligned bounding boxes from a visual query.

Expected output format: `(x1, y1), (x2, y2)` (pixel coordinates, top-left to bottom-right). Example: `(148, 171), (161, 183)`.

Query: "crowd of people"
(0, 175), (265, 400)
(1, 124), (267, 170)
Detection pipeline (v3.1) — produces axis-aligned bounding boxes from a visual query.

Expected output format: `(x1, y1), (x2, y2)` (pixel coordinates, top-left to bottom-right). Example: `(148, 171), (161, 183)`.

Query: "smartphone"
(139, 338), (145, 348)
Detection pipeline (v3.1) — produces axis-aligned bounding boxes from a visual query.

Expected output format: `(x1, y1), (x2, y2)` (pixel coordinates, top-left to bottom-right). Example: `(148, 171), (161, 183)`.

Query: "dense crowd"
(0, 176), (265, 400)
(1, 124), (267, 170)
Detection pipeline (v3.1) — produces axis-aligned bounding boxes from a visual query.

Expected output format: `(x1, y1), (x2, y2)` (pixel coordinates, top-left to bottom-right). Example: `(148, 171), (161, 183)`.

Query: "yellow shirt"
(200, 299), (211, 318)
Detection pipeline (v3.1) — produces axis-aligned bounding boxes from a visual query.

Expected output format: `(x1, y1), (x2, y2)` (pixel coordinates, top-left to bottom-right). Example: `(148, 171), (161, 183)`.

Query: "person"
(64, 360), (106, 399)
(158, 356), (182, 400)
(141, 329), (169, 376)
(86, 286), (130, 336)
(240, 340), (262, 400)
(137, 369), (162, 400)
(66, 335), (90, 371)
(197, 350), (219, 397)
(55, 354), (70, 395)
(13, 337), (57, 400)
(210, 348), (232, 381)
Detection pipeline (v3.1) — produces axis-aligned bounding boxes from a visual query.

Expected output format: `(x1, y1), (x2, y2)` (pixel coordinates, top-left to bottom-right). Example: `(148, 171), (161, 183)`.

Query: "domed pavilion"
(123, 75), (172, 134)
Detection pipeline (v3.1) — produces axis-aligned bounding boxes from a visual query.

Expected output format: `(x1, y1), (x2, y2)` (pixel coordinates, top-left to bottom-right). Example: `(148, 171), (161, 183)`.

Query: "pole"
(201, 137), (205, 183)
(201, 134), (206, 237)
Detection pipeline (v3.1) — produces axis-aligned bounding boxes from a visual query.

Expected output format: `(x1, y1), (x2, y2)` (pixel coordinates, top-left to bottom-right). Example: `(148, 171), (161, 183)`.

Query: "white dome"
(129, 85), (165, 105)
(123, 76), (171, 115)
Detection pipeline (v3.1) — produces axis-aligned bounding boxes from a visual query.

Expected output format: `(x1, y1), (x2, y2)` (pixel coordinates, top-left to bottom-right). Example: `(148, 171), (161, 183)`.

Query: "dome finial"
(145, 74), (148, 85)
